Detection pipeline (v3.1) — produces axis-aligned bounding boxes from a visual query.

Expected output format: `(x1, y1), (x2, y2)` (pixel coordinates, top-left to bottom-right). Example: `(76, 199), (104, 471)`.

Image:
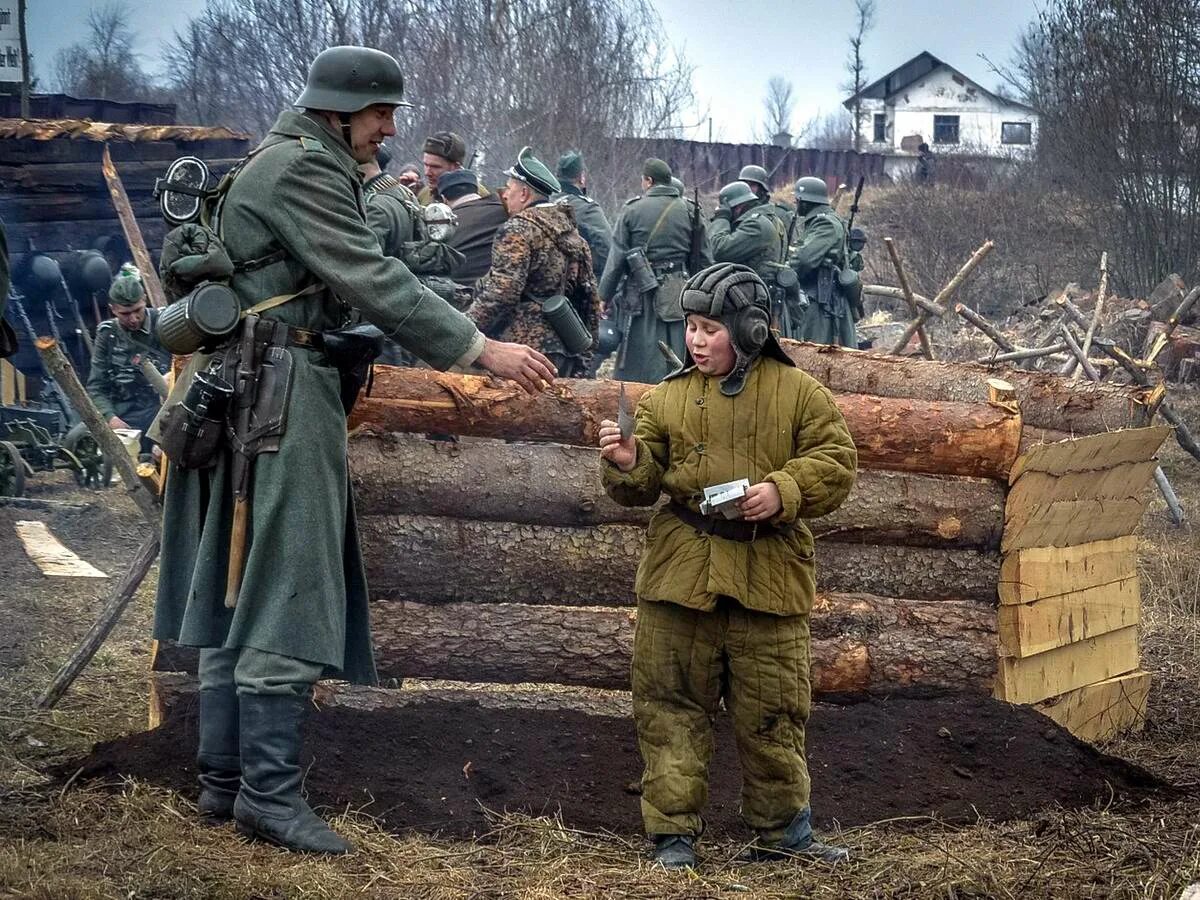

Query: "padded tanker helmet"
(295, 46), (412, 112)
(678, 262), (794, 396)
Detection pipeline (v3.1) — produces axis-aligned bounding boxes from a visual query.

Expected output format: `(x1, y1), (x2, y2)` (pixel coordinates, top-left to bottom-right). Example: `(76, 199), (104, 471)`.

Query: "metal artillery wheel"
(62, 423), (113, 489)
(0, 440), (25, 497)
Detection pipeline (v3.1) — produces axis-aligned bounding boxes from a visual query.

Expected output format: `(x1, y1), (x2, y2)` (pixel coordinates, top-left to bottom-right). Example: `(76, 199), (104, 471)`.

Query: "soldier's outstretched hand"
(476, 339), (557, 394)
(598, 419), (637, 472)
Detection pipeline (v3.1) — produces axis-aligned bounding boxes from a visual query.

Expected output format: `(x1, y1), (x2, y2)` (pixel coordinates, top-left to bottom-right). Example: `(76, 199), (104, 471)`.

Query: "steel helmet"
(793, 176), (830, 205)
(717, 181), (758, 210)
(738, 164), (770, 191)
(295, 46), (412, 112)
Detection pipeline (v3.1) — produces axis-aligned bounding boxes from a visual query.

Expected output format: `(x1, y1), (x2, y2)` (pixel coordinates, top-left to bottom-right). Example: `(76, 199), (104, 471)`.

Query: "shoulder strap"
(243, 281), (324, 318)
(643, 197), (683, 252)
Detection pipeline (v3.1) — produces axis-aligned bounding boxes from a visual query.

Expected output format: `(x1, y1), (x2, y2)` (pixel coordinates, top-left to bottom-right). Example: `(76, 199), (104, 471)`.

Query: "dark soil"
(62, 692), (1168, 839)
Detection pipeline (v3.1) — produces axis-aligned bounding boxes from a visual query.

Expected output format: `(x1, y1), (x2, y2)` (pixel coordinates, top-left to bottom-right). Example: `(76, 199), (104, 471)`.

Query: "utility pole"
(17, 0), (28, 118)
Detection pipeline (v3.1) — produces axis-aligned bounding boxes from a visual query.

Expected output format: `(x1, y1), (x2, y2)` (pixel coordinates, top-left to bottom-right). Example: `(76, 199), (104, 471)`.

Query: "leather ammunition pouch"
(321, 322), (385, 414)
(653, 269), (688, 323)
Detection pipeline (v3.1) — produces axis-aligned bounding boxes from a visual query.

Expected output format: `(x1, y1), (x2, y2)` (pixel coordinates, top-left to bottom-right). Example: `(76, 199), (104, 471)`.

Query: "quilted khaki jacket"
(601, 356), (857, 616)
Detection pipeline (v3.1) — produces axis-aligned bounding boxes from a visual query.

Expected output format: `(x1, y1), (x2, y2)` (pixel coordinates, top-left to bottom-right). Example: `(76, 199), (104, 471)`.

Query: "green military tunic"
(85, 308), (171, 434)
(707, 206), (786, 284)
(363, 172), (463, 279)
(788, 204), (858, 347)
(598, 184), (711, 384)
(553, 183), (613, 277)
(154, 110), (484, 684)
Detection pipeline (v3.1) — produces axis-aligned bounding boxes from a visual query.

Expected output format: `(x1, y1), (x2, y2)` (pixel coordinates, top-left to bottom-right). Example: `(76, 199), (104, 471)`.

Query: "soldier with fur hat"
(598, 263), (857, 871)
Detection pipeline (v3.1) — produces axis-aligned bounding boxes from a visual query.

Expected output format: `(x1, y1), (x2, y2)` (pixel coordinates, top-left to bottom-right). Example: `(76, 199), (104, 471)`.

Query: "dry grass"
(2, 454), (1200, 899)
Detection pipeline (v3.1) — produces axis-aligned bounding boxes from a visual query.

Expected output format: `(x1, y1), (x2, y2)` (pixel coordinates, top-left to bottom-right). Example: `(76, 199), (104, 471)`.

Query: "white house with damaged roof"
(844, 51), (1039, 179)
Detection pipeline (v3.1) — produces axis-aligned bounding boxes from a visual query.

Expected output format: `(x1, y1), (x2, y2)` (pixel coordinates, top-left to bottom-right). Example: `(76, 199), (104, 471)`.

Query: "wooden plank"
(1003, 458), (1161, 551)
(995, 626), (1140, 705)
(1034, 671), (1151, 742)
(13, 520), (108, 577)
(998, 577), (1140, 658)
(999, 536), (1138, 605)
(1008, 426), (1170, 484)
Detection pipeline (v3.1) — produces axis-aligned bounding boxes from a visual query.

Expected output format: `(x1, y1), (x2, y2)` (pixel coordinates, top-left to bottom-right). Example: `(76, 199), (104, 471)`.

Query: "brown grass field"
(1, 403), (1199, 899)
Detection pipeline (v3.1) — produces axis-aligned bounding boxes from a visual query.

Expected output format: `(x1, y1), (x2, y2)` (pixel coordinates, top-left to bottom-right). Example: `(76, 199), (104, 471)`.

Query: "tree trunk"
(357, 514), (1001, 604)
(777, 340), (1148, 435)
(368, 595), (998, 694)
(351, 367), (1022, 480)
(349, 433), (1005, 550)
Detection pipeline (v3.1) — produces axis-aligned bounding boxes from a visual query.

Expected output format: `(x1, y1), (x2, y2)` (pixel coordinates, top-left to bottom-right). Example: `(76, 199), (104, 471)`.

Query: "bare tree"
(843, 0), (876, 152)
(1022, 0), (1200, 292)
(759, 76), (795, 145)
(797, 109), (854, 151)
(162, 0), (695, 211)
(53, 2), (159, 101)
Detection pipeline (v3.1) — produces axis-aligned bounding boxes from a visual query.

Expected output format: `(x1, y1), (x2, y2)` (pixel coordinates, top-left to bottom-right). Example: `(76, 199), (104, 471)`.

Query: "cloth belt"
(667, 500), (784, 542)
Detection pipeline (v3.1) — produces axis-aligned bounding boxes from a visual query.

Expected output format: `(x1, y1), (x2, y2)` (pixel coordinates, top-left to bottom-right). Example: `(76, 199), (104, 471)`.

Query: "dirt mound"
(63, 693), (1167, 839)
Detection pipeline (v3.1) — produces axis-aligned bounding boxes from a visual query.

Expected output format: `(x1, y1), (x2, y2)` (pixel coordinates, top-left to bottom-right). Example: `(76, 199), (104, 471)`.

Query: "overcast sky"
(32, 0), (1042, 143)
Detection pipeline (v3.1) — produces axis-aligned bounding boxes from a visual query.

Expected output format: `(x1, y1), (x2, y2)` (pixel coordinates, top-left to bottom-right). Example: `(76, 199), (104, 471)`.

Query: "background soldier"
(599, 158), (711, 383)
(440, 168), (508, 286)
(788, 176), (859, 347)
(739, 164), (795, 235)
(85, 264), (170, 451)
(419, 131), (480, 204)
(468, 147), (601, 377)
(154, 46), (554, 856)
(553, 150), (613, 277)
(708, 181), (794, 337)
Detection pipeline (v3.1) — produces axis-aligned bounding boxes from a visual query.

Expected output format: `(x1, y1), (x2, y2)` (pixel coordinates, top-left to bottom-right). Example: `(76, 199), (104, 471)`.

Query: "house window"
(872, 113), (886, 143)
(933, 115), (960, 144)
(1002, 121), (1032, 145)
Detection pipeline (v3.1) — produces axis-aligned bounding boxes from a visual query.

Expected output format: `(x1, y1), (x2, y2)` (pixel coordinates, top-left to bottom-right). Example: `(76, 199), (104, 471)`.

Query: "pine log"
(348, 433), (1004, 549)
(777, 341), (1148, 435)
(351, 368), (1022, 480)
(368, 595), (999, 693)
(357, 514), (1001, 604)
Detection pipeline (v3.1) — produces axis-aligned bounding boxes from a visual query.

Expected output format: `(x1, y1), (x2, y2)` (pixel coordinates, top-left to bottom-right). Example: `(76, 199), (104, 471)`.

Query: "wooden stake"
(977, 343), (1068, 365)
(36, 533), (160, 709)
(1060, 323), (1102, 382)
(891, 240), (994, 355)
(863, 284), (944, 318)
(1145, 285), (1200, 366)
(1093, 340), (1200, 462)
(100, 144), (166, 310)
(1078, 251), (1108, 372)
(883, 238), (933, 359)
(35, 337), (161, 530)
(1153, 467), (1185, 526)
(956, 303), (1017, 353)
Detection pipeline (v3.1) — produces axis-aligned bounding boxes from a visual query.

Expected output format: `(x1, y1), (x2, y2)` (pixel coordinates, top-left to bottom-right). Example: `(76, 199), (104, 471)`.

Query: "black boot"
(651, 834), (696, 870)
(740, 809), (850, 865)
(196, 686), (240, 824)
(233, 693), (353, 854)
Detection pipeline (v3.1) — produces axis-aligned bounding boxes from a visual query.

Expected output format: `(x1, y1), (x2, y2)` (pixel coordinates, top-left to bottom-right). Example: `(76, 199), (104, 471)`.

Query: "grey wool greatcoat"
(153, 111), (483, 683)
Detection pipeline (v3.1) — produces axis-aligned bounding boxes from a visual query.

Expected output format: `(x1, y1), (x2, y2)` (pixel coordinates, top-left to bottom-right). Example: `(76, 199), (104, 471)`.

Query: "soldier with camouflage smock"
(788, 176), (859, 347)
(599, 158), (711, 384)
(85, 264), (170, 448)
(153, 46), (554, 856)
(468, 147), (601, 378)
(553, 150), (612, 278)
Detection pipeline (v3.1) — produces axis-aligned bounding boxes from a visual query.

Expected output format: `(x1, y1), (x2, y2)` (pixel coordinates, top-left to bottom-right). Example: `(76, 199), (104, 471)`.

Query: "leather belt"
(668, 501), (783, 542)
(251, 316), (324, 351)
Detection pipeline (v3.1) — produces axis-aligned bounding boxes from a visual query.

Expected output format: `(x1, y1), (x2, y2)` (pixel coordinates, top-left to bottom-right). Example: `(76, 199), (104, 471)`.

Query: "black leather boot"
(196, 686), (240, 824)
(233, 693), (352, 854)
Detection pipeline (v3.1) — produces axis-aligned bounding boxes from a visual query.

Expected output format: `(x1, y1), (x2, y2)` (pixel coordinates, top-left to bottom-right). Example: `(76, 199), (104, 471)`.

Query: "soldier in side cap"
(599, 158), (711, 383)
(85, 263), (170, 450)
(553, 150), (613, 278)
(467, 147), (602, 377)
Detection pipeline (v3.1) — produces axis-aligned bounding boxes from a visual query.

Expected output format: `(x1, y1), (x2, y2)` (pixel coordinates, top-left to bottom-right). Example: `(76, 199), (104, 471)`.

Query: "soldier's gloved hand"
(476, 338), (558, 394)
(712, 207), (732, 222)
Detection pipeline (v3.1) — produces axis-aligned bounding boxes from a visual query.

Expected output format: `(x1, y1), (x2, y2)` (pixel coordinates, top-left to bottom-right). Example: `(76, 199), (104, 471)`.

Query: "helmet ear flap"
(732, 305), (770, 354)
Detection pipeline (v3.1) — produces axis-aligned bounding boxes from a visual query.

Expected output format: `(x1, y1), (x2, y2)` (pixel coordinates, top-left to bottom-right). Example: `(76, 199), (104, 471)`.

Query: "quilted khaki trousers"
(631, 596), (812, 841)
